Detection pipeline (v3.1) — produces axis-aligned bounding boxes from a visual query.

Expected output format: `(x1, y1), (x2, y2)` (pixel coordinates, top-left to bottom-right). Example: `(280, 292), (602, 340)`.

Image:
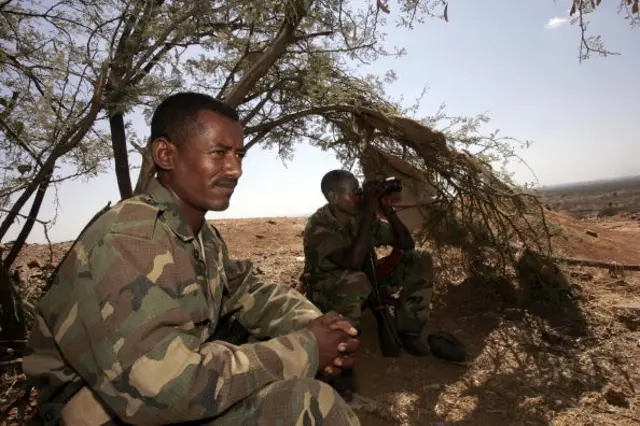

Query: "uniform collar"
(320, 203), (359, 232)
(144, 178), (196, 242)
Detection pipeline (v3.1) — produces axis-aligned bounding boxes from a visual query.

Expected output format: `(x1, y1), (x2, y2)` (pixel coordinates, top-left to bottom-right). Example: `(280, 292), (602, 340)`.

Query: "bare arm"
(382, 206), (415, 250)
(327, 205), (377, 270)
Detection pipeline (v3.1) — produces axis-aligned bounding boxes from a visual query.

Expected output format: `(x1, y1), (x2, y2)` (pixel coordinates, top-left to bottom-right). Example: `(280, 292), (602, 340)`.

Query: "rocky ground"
(2, 212), (640, 425)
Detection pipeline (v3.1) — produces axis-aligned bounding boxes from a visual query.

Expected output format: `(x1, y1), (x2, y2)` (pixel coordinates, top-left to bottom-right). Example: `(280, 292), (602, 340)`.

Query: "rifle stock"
(370, 304), (403, 357)
(367, 255), (403, 357)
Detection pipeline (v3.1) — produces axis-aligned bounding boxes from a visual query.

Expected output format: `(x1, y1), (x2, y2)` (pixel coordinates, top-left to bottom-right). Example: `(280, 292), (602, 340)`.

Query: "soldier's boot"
(400, 331), (468, 363)
(427, 331), (468, 363)
(396, 309), (467, 361)
(399, 333), (430, 356)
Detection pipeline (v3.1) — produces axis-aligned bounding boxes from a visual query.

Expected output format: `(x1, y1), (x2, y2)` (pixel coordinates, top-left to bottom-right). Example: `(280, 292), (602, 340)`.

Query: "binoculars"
(355, 177), (403, 197)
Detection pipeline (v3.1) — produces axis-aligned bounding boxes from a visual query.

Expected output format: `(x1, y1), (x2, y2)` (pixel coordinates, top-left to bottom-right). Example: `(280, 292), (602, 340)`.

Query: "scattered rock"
(255, 234), (265, 239)
(541, 329), (565, 346)
(603, 385), (629, 408)
(495, 277), (530, 307)
(12, 265), (30, 285)
(585, 230), (598, 238)
(266, 220), (277, 225)
(569, 270), (593, 281)
(516, 249), (571, 294)
(568, 283), (583, 298)
(385, 364), (400, 374)
(27, 259), (43, 269)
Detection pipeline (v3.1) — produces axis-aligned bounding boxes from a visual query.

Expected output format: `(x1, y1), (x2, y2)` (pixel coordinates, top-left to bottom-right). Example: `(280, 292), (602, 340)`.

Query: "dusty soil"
(2, 213), (640, 425)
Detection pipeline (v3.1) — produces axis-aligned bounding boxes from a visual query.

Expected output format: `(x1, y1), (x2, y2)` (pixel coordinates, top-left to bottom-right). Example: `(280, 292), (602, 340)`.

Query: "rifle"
(365, 252), (403, 357)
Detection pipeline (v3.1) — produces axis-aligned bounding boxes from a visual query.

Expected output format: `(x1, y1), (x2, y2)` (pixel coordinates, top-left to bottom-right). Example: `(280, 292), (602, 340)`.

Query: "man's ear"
(326, 189), (338, 204)
(151, 138), (175, 171)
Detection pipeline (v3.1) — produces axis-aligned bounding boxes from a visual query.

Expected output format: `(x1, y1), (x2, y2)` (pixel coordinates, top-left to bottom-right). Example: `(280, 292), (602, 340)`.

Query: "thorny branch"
(569, 0), (639, 61)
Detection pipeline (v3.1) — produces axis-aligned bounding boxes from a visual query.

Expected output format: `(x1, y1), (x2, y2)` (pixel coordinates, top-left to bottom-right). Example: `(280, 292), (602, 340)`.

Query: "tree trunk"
(133, 142), (156, 195)
(3, 173), (52, 270)
(0, 154), (58, 241)
(109, 111), (133, 200)
(0, 262), (27, 355)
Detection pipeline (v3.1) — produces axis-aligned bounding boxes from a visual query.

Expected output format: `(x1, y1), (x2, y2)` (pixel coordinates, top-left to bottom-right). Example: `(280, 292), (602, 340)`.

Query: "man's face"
(158, 110), (245, 212)
(330, 176), (362, 217)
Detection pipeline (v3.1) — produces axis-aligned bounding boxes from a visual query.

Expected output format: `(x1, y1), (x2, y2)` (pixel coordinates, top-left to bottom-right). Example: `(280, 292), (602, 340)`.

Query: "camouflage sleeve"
(373, 216), (395, 247)
(51, 234), (319, 424)
(303, 221), (349, 269)
(220, 248), (323, 338)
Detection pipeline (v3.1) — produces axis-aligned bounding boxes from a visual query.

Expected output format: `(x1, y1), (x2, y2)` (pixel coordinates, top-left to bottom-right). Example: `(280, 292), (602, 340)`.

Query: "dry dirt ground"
(2, 212), (640, 425)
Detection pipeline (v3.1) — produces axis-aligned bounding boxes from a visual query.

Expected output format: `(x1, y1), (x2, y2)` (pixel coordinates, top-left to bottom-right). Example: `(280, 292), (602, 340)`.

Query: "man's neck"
(184, 211), (205, 236)
(157, 177), (206, 236)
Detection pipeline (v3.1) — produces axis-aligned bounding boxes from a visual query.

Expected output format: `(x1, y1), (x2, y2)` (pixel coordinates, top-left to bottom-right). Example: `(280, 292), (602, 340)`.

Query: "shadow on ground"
(349, 265), (626, 426)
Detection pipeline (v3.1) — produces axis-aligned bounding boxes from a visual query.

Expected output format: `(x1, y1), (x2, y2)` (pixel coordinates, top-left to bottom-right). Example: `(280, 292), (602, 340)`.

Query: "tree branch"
(294, 30), (333, 41)
(245, 104), (360, 135)
(224, 0), (316, 106)
(0, 63), (108, 241)
(3, 171), (51, 269)
(244, 129), (270, 151)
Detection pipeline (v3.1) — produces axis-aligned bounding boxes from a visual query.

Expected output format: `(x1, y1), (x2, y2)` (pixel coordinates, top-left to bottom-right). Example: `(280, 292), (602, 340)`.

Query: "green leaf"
(13, 121), (24, 136)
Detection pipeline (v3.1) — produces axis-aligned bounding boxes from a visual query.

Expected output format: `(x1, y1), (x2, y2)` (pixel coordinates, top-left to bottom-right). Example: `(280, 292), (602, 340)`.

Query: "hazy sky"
(4, 0), (638, 244)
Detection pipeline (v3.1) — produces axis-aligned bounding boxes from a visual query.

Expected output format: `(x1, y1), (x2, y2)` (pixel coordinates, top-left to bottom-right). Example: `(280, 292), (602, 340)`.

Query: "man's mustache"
(212, 178), (238, 188)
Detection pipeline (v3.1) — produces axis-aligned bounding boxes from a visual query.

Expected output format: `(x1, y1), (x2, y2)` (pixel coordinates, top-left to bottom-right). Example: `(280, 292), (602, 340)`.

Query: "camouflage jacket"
(302, 204), (394, 277)
(23, 179), (322, 425)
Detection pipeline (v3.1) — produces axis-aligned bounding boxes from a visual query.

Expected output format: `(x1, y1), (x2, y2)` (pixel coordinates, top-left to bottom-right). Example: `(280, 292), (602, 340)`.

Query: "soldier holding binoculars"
(302, 170), (440, 357)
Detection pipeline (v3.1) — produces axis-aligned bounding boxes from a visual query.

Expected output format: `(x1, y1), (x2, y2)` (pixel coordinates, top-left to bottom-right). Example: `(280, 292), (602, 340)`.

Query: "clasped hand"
(307, 312), (359, 376)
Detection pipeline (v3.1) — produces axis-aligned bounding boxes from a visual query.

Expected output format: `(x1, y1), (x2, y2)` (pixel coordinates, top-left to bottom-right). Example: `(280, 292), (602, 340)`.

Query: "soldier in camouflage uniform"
(302, 170), (442, 357)
(23, 93), (361, 425)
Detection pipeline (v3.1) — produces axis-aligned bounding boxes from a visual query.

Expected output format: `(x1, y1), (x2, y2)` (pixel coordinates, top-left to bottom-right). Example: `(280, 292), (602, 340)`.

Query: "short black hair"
(150, 92), (239, 145)
(320, 169), (356, 199)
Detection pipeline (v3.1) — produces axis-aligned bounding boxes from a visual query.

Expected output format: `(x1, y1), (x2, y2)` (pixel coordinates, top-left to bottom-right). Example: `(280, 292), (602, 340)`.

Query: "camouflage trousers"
(307, 249), (435, 336)
(57, 377), (358, 426)
(205, 377), (360, 426)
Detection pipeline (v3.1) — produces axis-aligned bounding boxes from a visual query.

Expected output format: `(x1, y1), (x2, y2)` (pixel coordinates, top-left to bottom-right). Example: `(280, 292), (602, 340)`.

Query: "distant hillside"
(538, 175), (640, 219)
(540, 175), (640, 194)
